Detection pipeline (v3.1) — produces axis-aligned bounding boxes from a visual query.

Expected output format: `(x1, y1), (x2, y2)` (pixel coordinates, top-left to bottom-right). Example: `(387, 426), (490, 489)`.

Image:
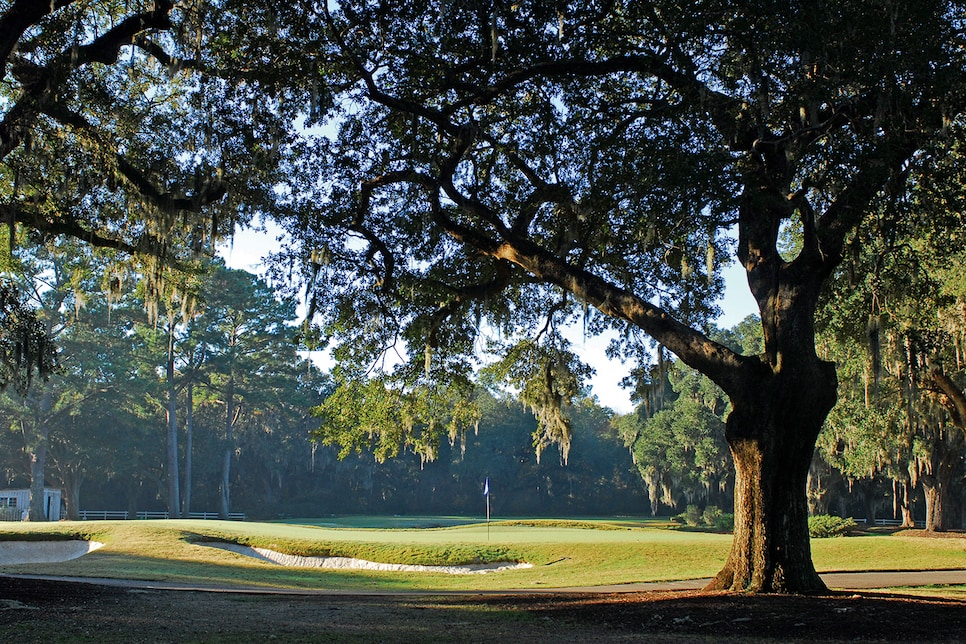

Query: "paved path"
(560, 569), (966, 592)
(4, 569), (966, 595)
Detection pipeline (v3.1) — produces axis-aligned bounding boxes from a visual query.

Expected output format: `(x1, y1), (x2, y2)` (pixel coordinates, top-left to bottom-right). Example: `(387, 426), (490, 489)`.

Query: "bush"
(681, 504), (702, 527)
(673, 505), (732, 532)
(808, 514), (857, 538)
(713, 512), (734, 532)
(702, 505), (723, 526)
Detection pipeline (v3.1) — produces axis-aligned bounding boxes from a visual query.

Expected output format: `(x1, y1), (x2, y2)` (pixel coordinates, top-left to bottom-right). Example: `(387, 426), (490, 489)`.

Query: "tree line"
(0, 240), (649, 519)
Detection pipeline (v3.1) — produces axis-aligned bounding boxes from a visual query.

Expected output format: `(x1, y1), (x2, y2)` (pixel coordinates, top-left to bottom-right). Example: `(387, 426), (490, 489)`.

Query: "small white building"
(0, 488), (63, 521)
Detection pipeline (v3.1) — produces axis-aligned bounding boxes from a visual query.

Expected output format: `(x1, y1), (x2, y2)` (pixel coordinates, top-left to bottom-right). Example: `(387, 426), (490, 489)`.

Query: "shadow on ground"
(1, 576), (965, 642)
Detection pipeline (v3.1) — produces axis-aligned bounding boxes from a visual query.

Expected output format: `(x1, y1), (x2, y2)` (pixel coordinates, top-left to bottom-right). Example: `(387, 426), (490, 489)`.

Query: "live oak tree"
(276, 1), (966, 592)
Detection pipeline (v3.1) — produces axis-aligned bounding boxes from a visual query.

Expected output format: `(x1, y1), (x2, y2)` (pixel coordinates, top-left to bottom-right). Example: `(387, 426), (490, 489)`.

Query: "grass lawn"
(0, 517), (963, 593)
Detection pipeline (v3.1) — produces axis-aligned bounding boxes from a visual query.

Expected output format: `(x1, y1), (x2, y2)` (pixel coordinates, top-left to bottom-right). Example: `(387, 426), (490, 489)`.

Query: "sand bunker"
(204, 542), (532, 574)
(0, 540), (104, 565)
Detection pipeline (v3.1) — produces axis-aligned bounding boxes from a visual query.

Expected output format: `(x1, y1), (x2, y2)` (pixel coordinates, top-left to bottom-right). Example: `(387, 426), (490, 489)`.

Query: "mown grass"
(0, 518), (963, 592)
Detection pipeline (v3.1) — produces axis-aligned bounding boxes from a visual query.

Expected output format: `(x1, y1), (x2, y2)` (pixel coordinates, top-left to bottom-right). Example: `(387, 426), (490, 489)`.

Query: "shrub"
(702, 505), (723, 526)
(713, 512), (735, 532)
(808, 514), (857, 538)
(681, 504), (702, 527)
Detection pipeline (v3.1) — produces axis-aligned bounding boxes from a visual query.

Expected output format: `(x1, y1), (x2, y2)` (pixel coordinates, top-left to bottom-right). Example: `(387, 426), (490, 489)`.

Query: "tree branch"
(42, 104), (228, 213)
(0, 0), (76, 71)
(930, 366), (966, 429)
(1, 1), (174, 160)
(422, 187), (749, 394)
(1, 203), (139, 254)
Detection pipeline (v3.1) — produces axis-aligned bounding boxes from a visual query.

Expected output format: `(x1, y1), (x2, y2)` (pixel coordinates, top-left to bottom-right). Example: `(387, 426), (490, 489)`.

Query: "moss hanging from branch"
(0, 282), (57, 395)
(481, 339), (591, 464)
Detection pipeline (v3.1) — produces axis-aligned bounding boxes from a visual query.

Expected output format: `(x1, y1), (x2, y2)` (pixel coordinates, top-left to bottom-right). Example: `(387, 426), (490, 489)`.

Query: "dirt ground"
(1, 576), (965, 643)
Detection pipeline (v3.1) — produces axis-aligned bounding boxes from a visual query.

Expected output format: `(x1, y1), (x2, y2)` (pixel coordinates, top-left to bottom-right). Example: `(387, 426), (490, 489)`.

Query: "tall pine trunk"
(219, 372), (236, 520)
(181, 381), (194, 517)
(165, 321), (181, 519)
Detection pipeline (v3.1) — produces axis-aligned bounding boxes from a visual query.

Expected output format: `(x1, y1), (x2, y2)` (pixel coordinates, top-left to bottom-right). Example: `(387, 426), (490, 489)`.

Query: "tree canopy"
(270, 0), (966, 592)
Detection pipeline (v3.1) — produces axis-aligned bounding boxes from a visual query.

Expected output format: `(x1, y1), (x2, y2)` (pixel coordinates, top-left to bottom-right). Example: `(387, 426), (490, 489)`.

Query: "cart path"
(3, 569), (966, 595)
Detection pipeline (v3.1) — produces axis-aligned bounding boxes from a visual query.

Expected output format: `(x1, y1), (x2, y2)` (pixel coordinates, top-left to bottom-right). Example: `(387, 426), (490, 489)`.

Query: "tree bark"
(181, 381), (193, 517)
(24, 384), (54, 522)
(922, 431), (964, 532)
(125, 479), (139, 520)
(61, 465), (82, 521)
(27, 436), (47, 521)
(165, 322), (181, 519)
(705, 356), (836, 593)
(896, 477), (916, 529)
(219, 371), (237, 520)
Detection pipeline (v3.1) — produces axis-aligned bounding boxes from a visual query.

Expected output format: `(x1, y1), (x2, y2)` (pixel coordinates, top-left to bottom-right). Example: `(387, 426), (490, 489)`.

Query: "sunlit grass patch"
(0, 518), (963, 593)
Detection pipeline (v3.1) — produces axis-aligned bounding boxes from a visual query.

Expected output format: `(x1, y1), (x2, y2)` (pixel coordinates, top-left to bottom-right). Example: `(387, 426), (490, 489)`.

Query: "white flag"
(483, 477), (489, 496)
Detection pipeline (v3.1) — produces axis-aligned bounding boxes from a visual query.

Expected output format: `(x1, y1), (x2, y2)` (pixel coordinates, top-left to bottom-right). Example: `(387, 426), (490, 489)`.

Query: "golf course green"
(0, 517), (964, 593)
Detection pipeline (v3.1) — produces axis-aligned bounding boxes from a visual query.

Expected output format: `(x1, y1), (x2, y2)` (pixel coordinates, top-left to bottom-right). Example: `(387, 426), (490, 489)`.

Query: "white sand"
(0, 540), (104, 565)
(203, 542), (532, 574)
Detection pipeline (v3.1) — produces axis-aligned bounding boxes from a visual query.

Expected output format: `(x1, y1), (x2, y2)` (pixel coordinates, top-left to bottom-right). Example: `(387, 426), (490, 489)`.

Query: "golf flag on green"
(484, 477), (491, 538)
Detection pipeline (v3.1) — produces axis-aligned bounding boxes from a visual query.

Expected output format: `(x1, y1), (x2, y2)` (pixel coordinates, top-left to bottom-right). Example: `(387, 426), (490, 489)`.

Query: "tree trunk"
(923, 431), (964, 532)
(705, 359), (837, 594)
(28, 437), (47, 521)
(24, 385), (54, 522)
(807, 460), (830, 516)
(922, 474), (942, 531)
(125, 479), (140, 520)
(181, 381), (193, 517)
(219, 444), (232, 518)
(61, 465), (83, 521)
(165, 323), (181, 518)
(895, 477), (915, 529)
(219, 374), (237, 520)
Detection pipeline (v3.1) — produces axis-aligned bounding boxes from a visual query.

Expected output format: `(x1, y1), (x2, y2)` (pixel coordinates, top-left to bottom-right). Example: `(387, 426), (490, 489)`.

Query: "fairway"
(0, 518), (964, 593)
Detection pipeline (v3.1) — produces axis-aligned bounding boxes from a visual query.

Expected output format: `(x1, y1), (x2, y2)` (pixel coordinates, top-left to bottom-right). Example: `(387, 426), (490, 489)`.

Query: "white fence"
(76, 510), (246, 521)
(853, 517), (926, 528)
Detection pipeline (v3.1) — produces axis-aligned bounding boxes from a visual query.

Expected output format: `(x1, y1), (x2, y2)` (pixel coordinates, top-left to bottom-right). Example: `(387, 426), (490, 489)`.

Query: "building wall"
(0, 489), (62, 520)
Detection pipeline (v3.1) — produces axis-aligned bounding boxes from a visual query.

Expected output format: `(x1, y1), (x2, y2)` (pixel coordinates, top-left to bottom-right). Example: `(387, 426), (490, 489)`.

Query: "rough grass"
(0, 518), (963, 593)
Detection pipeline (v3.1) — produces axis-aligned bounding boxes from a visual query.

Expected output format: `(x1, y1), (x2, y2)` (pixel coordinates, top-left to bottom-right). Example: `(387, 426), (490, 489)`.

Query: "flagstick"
(486, 491), (490, 540)
(483, 477), (491, 540)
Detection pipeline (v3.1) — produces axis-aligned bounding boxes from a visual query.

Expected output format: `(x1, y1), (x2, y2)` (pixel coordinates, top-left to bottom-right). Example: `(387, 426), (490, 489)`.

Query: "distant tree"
(616, 319), (760, 515)
(0, 239), (110, 519)
(817, 136), (966, 531)
(191, 263), (301, 518)
(44, 269), (146, 520)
